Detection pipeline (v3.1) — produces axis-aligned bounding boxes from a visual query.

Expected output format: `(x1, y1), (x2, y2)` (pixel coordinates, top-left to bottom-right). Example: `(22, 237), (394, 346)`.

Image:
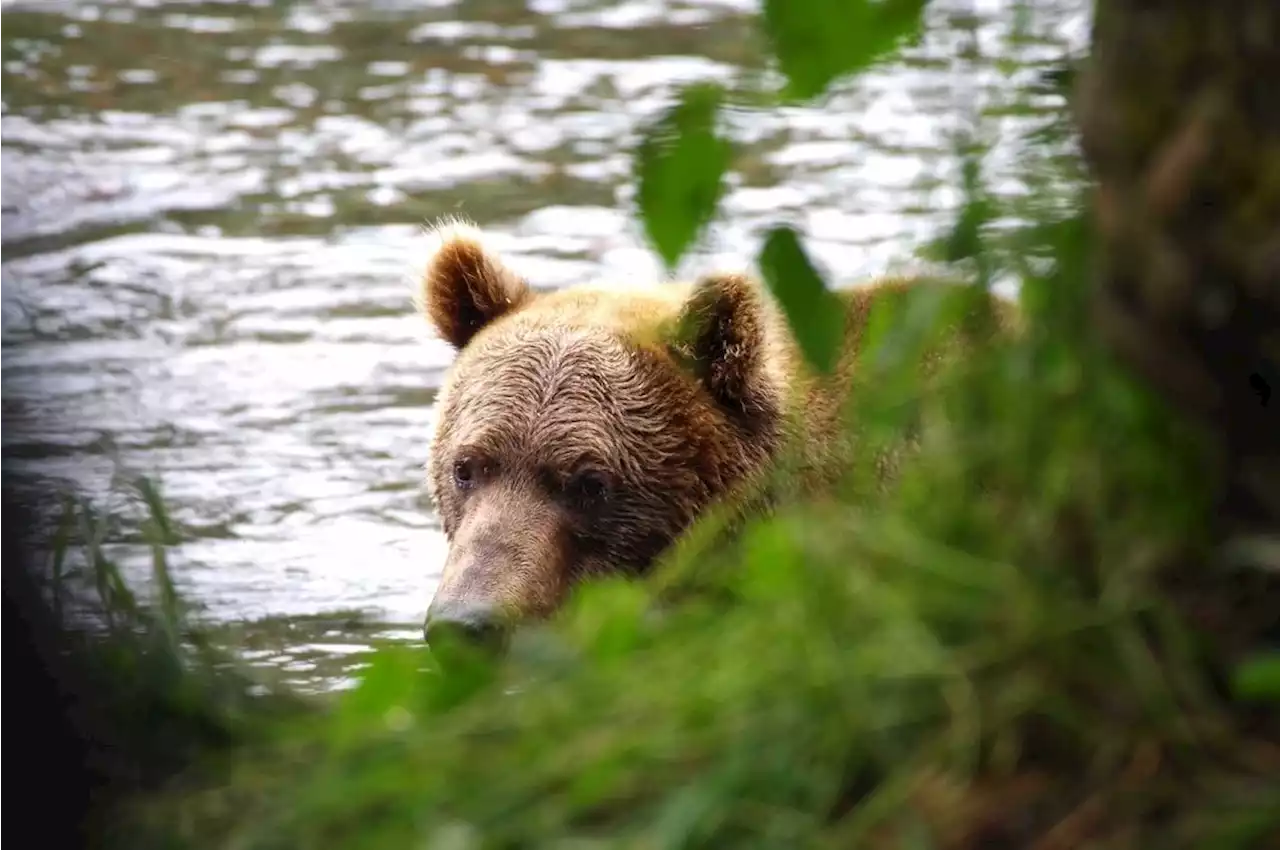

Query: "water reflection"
(1, 0), (1087, 689)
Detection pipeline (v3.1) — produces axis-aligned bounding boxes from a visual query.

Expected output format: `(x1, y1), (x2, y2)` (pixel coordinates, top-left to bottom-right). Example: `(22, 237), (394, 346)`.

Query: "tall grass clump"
(5, 478), (310, 844)
(9, 1), (1277, 848)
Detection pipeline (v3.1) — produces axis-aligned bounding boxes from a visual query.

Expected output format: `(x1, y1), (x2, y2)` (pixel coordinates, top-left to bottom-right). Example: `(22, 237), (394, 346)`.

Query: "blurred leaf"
(50, 493), (76, 622)
(1035, 60), (1078, 97)
(758, 226), (845, 374)
(562, 578), (651, 661)
(762, 0), (929, 101)
(335, 645), (432, 745)
(1231, 652), (1280, 703)
(943, 152), (997, 296)
(943, 157), (992, 263)
(136, 477), (185, 643)
(422, 635), (502, 713)
(636, 83), (732, 271)
(649, 783), (725, 847)
(137, 475), (183, 546)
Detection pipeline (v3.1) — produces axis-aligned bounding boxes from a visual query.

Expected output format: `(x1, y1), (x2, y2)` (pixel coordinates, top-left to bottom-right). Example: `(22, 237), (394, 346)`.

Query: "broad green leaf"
(758, 226), (845, 374)
(334, 645), (430, 741)
(422, 631), (503, 713)
(762, 0), (929, 101)
(636, 83), (731, 271)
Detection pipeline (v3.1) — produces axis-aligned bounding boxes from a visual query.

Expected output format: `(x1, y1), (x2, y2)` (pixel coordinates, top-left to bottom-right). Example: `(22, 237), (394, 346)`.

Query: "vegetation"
(7, 0), (1277, 848)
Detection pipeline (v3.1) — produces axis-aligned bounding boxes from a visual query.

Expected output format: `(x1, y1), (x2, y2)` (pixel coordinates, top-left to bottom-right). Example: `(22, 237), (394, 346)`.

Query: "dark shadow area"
(4, 485), (104, 850)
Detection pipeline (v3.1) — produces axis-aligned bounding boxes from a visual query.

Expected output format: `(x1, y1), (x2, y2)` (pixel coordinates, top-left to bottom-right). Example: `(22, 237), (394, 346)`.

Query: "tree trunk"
(1075, 1), (1280, 664)
(1076, 0), (1280, 538)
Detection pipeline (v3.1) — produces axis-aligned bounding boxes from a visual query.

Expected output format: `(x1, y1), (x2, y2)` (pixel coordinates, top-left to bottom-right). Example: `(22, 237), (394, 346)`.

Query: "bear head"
(417, 221), (794, 648)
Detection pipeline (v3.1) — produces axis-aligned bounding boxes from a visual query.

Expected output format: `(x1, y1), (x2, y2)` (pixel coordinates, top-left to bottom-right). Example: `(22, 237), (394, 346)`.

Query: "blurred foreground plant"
(4, 477), (311, 847)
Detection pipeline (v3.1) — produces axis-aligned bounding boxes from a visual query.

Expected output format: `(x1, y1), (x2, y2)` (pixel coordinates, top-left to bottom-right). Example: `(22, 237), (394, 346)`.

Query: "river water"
(1, 0), (1087, 691)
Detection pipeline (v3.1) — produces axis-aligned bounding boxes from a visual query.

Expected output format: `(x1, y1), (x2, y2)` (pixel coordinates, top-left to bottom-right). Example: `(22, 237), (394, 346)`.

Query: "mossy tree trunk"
(1075, 1), (1280, 663)
(1076, 0), (1279, 536)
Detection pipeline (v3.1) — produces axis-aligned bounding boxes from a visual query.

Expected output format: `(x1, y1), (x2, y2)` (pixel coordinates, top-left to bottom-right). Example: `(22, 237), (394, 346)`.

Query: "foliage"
(758, 226), (846, 374)
(40, 482), (310, 788)
(762, 0), (929, 101)
(13, 1), (1279, 849)
(635, 83), (732, 272)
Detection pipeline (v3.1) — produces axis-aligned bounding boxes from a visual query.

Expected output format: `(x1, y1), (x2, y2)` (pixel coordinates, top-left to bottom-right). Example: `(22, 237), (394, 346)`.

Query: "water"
(1, 0), (1087, 691)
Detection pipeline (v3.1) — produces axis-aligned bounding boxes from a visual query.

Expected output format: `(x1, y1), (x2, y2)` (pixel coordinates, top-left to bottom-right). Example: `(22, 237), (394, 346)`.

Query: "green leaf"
(422, 632), (503, 713)
(333, 645), (434, 745)
(1232, 652), (1280, 703)
(338, 646), (427, 720)
(762, 0), (929, 101)
(943, 156), (993, 264)
(136, 476), (184, 639)
(50, 493), (76, 623)
(636, 83), (731, 271)
(758, 226), (845, 374)
(562, 578), (651, 661)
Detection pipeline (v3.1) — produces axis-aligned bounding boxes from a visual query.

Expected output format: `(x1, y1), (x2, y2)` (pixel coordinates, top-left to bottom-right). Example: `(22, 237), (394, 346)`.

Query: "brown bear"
(416, 219), (1007, 647)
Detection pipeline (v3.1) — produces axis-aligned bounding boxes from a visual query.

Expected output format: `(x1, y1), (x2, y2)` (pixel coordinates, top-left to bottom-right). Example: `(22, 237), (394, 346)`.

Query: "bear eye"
(452, 456), (490, 490)
(566, 470), (612, 506)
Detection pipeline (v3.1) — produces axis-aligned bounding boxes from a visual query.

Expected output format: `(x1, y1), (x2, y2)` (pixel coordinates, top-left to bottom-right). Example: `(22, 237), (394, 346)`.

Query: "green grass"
(27, 482), (312, 801)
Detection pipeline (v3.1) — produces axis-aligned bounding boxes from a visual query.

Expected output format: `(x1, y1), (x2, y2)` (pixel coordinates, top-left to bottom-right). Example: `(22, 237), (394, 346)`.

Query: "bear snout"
(428, 488), (572, 628)
(422, 599), (507, 653)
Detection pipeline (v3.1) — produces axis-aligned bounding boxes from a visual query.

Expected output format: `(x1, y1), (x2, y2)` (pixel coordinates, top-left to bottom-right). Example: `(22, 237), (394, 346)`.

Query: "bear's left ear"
(418, 222), (533, 350)
(669, 273), (775, 418)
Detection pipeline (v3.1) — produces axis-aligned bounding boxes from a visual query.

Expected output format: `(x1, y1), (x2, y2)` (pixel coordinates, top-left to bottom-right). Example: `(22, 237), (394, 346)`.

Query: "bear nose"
(422, 600), (507, 653)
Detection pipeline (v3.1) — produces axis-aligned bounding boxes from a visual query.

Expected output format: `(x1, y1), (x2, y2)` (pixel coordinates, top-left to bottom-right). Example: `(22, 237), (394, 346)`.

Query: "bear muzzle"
(422, 599), (507, 653)
(423, 491), (570, 653)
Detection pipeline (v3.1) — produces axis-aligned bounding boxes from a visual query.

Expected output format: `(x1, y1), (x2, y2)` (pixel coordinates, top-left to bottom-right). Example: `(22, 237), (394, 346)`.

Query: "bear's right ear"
(418, 222), (533, 350)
